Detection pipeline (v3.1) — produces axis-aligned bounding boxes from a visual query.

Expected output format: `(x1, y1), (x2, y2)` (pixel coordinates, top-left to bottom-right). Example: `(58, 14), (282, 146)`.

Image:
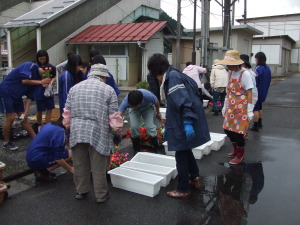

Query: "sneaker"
(35, 172), (57, 182)
(75, 192), (88, 200)
(3, 141), (18, 151)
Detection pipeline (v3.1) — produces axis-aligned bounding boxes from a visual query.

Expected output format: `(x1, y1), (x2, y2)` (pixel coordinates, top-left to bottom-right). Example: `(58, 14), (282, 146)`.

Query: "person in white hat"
(64, 63), (122, 203)
(218, 50), (254, 165)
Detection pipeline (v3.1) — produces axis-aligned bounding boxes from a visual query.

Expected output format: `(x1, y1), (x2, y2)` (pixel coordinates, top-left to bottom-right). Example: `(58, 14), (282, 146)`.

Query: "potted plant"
(109, 146), (130, 170)
(0, 161), (6, 181)
(0, 182), (7, 205)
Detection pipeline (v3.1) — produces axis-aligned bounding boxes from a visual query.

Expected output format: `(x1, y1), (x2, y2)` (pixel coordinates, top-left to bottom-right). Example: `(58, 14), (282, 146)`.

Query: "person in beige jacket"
(210, 59), (228, 115)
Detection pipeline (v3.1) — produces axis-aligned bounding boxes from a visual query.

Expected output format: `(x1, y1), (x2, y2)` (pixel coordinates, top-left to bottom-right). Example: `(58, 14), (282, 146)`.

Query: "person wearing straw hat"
(64, 63), (122, 203)
(218, 50), (254, 165)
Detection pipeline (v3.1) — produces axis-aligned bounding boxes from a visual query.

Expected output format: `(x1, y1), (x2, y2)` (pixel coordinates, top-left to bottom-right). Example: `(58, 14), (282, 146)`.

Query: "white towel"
(160, 73), (167, 105)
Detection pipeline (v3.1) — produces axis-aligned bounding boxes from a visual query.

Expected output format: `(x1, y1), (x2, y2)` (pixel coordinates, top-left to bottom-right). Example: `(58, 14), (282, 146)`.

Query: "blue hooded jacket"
(255, 65), (271, 102)
(164, 66), (210, 151)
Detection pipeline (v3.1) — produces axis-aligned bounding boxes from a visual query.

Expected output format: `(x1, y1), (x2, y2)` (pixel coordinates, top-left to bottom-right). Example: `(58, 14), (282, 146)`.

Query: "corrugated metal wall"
(11, 26), (37, 66)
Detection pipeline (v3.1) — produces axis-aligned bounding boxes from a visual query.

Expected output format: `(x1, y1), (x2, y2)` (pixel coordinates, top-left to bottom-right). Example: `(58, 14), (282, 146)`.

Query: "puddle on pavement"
(199, 162), (264, 224)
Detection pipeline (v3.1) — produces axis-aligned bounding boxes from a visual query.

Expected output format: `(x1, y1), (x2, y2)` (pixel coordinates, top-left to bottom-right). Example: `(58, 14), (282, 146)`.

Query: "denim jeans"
(212, 90), (226, 112)
(175, 149), (200, 193)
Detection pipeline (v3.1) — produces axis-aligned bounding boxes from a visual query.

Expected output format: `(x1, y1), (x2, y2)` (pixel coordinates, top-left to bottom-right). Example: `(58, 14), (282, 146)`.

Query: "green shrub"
(136, 81), (150, 90)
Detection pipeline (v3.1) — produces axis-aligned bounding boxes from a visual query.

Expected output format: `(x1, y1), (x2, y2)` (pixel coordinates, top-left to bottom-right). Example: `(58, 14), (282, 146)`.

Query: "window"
(95, 45), (126, 56)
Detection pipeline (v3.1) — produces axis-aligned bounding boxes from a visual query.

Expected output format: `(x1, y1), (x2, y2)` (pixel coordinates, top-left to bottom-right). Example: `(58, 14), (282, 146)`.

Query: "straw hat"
(88, 63), (109, 77)
(217, 50), (244, 65)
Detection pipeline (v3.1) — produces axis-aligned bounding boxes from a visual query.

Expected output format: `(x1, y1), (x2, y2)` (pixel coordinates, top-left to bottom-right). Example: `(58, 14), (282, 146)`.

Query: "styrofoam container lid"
(120, 161), (174, 175)
(210, 132), (227, 138)
(108, 167), (163, 185)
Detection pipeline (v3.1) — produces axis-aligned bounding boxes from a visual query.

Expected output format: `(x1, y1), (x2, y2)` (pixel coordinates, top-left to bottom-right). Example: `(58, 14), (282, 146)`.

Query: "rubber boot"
(227, 142), (238, 157)
(131, 137), (140, 155)
(229, 147), (245, 165)
(150, 136), (160, 154)
(258, 118), (263, 128)
(250, 122), (259, 132)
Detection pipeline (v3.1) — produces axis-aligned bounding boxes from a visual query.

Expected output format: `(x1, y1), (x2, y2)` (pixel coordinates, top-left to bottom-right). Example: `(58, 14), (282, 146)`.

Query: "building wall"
(10, 26), (37, 66)
(244, 15), (300, 41)
(41, 0), (122, 51)
(143, 33), (164, 78)
(252, 36), (294, 75)
(239, 14), (300, 74)
(171, 39), (194, 71)
(48, 0), (160, 66)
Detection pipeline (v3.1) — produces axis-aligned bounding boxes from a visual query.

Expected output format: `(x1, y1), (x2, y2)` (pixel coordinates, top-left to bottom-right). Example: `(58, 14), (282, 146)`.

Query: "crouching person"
(26, 118), (74, 183)
(118, 89), (162, 154)
(147, 53), (210, 198)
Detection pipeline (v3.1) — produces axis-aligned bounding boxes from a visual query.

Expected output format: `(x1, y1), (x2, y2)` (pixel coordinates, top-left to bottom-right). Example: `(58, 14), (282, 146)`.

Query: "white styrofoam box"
(108, 167), (163, 197)
(163, 142), (175, 156)
(159, 108), (166, 120)
(210, 132), (227, 139)
(194, 140), (215, 156)
(192, 145), (204, 159)
(131, 152), (177, 178)
(120, 161), (173, 187)
(203, 100), (209, 107)
(210, 134), (226, 151)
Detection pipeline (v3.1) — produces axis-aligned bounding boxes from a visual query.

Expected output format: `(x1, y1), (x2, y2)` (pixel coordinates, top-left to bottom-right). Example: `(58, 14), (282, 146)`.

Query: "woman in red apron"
(217, 50), (254, 164)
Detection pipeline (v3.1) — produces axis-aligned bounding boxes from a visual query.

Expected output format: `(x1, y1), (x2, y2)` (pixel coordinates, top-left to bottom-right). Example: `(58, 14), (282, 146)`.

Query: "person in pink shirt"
(183, 62), (210, 103)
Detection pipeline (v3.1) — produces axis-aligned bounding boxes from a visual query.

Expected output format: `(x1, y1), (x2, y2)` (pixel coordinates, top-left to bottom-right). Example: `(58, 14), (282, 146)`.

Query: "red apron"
(223, 71), (249, 135)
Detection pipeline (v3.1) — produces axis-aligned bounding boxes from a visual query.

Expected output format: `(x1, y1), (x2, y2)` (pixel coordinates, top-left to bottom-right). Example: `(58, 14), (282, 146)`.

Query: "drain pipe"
(137, 41), (147, 81)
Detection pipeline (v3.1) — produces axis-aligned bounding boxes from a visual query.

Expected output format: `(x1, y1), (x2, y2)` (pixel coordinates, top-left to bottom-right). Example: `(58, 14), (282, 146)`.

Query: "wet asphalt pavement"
(0, 73), (300, 225)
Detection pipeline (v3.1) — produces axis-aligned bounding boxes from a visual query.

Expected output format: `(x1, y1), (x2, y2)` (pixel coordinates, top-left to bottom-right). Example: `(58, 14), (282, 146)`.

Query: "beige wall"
(127, 44), (139, 87)
(171, 39), (194, 71)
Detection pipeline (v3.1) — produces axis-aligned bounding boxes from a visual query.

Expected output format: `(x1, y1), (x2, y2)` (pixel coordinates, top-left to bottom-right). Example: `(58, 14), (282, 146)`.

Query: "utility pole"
(200, 0), (210, 68)
(175, 0), (181, 69)
(232, 1), (235, 25)
(244, 0), (247, 24)
(223, 0), (231, 49)
(192, 0), (197, 64)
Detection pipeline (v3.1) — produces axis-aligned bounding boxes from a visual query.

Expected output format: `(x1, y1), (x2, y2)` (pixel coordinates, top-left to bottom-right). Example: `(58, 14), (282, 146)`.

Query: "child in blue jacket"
(26, 118), (73, 182)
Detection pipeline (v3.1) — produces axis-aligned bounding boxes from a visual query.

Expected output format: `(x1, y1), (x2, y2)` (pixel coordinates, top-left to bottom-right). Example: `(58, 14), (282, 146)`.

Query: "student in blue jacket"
(91, 55), (120, 95)
(147, 53), (210, 199)
(58, 54), (84, 114)
(26, 118), (74, 182)
(250, 52), (271, 131)
(32, 50), (56, 132)
(0, 62), (50, 151)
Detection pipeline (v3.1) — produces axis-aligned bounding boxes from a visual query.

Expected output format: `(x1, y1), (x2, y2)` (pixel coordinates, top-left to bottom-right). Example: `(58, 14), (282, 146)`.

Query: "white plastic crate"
(159, 108), (166, 120)
(210, 134), (225, 151)
(131, 152), (177, 178)
(120, 161), (173, 187)
(108, 167), (163, 197)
